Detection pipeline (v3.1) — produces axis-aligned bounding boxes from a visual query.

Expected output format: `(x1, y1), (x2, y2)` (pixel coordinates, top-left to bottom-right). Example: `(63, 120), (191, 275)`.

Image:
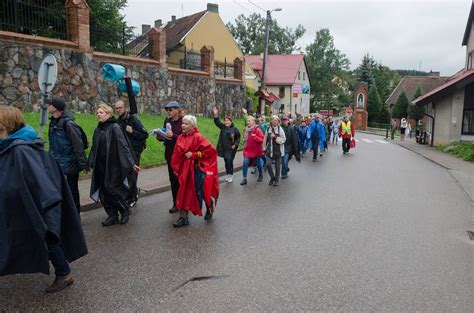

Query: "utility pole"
(260, 8), (281, 115)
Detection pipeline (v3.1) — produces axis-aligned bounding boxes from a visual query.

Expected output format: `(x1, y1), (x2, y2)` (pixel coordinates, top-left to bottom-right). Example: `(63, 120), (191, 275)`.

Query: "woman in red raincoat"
(171, 115), (219, 227)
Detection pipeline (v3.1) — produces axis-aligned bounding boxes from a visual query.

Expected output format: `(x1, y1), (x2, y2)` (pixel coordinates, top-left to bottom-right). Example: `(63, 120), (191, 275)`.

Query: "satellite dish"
(38, 54), (58, 94)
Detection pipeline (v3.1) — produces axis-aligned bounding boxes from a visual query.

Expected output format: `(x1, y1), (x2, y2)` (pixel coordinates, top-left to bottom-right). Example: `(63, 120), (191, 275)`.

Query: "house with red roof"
(413, 2), (474, 145)
(245, 54), (311, 116)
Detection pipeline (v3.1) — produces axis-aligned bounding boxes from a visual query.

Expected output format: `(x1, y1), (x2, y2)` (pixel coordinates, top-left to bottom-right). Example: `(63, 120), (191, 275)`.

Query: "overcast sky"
(122, 0), (471, 76)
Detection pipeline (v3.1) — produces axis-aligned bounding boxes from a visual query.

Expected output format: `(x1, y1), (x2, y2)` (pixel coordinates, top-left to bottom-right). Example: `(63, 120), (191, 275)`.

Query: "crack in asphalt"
(171, 275), (230, 292)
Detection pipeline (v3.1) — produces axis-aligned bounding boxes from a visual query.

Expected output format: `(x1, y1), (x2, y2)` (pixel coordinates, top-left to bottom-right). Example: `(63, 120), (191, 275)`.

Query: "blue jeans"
(47, 242), (71, 277)
(243, 157), (262, 178)
(223, 155), (234, 175)
(332, 131), (338, 144)
(281, 154), (289, 176)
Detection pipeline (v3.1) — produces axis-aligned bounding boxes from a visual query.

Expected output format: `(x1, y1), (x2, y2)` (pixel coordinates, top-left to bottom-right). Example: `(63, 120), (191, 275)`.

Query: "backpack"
(65, 120), (89, 150)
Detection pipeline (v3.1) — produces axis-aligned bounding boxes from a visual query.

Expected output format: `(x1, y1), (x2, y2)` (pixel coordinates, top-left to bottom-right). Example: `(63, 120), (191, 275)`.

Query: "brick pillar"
(201, 45), (215, 77)
(148, 27), (167, 66)
(233, 57), (243, 81)
(65, 0), (90, 51)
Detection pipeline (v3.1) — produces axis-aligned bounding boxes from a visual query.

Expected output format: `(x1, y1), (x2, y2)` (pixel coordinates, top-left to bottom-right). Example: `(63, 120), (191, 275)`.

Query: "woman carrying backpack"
(212, 106), (240, 183)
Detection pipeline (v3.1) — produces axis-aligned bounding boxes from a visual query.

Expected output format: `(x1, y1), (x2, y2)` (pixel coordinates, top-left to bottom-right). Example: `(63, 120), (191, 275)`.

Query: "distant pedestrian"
(156, 101), (183, 214)
(264, 115), (286, 186)
(338, 115), (355, 154)
(240, 115), (264, 185)
(307, 115), (325, 161)
(115, 100), (148, 208)
(390, 119), (397, 140)
(47, 98), (88, 214)
(297, 122), (309, 157)
(332, 118), (340, 145)
(400, 117), (407, 141)
(212, 106), (240, 183)
(89, 104), (140, 226)
(0, 105), (88, 293)
(280, 115), (300, 179)
(171, 115), (219, 227)
(406, 121), (412, 140)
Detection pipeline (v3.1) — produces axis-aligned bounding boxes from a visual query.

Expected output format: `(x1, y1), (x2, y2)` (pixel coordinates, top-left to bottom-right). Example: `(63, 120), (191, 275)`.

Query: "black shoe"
(173, 217), (189, 227)
(312, 159), (317, 162)
(240, 178), (247, 185)
(204, 210), (213, 220)
(273, 180), (279, 186)
(281, 175), (288, 179)
(257, 175), (263, 182)
(102, 216), (119, 226)
(120, 213), (129, 225)
(169, 206), (178, 214)
(268, 179), (274, 186)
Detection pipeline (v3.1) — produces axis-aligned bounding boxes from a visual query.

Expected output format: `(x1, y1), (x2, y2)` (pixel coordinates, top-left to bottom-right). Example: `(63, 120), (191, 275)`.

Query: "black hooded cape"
(0, 139), (88, 276)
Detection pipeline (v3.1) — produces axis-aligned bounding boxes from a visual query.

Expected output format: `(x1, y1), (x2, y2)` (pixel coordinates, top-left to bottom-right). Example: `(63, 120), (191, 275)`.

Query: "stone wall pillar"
(233, 57), (243, 81)
(148, 27), (167, 66)
(201, 45), (215, 77)
(65, 0), (91, 51)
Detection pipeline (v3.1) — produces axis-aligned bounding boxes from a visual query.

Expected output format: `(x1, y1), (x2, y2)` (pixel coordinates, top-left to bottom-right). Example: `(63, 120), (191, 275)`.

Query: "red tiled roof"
(255, 89), (279, 103)
(385, 75), (449, 106)
(163, 11), (207, 52)
(245, 54), (306, 85)
(413, 68), (474, 106)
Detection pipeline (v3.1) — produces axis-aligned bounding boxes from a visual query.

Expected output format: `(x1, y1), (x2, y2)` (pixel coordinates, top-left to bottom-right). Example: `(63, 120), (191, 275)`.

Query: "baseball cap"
(164, 101), (181, 109)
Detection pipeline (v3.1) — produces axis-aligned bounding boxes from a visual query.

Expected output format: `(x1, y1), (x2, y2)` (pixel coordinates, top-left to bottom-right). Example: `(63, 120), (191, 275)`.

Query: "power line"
(248, 0), (267, 13)
(233, 0), (254, 14)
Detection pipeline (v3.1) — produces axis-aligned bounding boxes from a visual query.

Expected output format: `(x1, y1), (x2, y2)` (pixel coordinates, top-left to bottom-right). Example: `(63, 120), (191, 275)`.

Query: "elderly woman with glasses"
(263, 115), (286, 186)
(0, 105), (87, 293)
(171, 115), (219, 227)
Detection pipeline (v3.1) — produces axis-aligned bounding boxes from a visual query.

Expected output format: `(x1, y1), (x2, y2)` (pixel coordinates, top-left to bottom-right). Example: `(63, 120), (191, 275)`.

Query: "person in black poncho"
(89, 103), (140, 226)
(0, 105), (87, 293)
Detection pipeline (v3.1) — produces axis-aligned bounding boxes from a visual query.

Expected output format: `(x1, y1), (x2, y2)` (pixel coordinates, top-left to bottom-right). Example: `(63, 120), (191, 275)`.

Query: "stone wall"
(0, 38), (246, 116)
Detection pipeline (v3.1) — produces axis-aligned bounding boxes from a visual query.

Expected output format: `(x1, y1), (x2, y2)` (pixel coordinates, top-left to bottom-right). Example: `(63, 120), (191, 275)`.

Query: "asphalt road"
(1, 133), (473, 311)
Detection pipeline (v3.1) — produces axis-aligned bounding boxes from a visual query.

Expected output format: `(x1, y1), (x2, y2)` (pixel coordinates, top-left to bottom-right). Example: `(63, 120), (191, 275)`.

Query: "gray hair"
(183, 115), (197, 127)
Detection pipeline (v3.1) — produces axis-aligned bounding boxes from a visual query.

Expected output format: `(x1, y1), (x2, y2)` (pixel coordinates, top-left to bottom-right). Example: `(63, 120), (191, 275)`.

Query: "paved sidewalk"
(79, 152), (245, 211)
(394, 138), (474, 201)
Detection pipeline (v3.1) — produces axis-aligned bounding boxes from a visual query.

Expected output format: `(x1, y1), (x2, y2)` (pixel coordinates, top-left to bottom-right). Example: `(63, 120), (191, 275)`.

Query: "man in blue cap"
(156, 101), (183, 213)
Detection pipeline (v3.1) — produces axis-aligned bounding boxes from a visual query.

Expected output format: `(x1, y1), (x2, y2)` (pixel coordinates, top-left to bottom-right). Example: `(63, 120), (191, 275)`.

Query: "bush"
(437, 142), (474, 161)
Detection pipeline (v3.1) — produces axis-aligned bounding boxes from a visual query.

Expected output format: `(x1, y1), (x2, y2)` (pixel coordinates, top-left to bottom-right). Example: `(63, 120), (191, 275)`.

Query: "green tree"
(355, 54), (376, 90)
(367, 83), (382, 124)
(227, 13), (305, 55)
(392, 90), (409, 119)
(373, 64), (401, 104)
(407, 85), (425, 122)
(305, 28), (350, 112)
(378, 104), (391, 124)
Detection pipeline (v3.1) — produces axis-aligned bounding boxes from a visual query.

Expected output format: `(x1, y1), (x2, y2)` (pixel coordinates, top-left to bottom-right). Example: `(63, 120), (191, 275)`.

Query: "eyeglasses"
(166, 108), (175, 112)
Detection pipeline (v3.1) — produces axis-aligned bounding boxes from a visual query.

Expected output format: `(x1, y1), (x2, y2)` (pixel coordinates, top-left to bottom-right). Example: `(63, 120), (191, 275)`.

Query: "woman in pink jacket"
(240, 116), (264, 185)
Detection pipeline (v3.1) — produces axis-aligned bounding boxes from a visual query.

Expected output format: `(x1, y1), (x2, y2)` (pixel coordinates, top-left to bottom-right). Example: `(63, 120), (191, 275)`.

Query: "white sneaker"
(227, 174), (233, 183)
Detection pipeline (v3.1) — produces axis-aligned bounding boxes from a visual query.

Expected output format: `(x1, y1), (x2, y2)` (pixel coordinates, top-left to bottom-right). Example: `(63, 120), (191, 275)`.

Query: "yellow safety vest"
(341, 121), (352, 135)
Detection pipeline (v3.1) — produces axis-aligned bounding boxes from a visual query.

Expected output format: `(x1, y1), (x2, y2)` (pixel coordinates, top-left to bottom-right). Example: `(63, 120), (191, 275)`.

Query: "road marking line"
(375, 140), (388, 144)
(362, 139), (373, 143)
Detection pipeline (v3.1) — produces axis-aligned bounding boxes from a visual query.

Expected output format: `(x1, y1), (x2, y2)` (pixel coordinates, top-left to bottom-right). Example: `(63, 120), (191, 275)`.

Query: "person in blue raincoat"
(296, 122), (308, 157)
(307, 115), (325, 162)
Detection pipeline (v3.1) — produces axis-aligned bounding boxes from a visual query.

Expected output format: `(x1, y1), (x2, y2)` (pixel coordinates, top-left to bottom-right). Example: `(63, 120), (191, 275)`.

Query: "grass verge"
(437, 142), (474, 162)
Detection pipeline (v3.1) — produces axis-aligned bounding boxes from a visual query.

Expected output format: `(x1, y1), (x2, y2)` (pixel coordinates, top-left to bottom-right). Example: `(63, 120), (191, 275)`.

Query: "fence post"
(148, 27), (167, 66)
(200, 45), (215, 77)
(65, 0), (91, 51)
(233, 57), (243, 81)
(14, 0), (20, 33)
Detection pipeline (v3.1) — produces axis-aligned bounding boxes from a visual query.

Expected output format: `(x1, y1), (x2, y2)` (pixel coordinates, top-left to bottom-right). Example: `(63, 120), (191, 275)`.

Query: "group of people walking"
(0, 100), (355, 293)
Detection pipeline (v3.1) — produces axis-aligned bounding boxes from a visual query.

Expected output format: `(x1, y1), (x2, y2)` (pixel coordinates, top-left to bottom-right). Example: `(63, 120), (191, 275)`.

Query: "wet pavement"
(1, 133), (473, 311)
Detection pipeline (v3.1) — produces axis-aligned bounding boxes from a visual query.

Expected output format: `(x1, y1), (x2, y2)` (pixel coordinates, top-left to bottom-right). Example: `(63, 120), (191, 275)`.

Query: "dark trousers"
(66, 173), (80, 214)
(311, 138), (319, 160)
(127, 152), (141, 202)
(100, 188), (128, 218)
(223, 154), (234, 175)
(47, 241), (71, 277)
(342, 138), (351, 153)
(167, 163), (179, 207)
(266, 156), (281, 181)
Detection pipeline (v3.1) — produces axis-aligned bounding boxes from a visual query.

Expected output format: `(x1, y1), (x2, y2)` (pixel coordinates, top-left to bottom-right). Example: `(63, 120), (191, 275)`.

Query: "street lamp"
(260, 7), (282, 114)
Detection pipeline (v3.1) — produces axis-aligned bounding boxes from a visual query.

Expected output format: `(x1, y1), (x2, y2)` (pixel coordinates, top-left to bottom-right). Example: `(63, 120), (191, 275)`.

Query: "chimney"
(154, 19), (162, 27)
(171, 15), (176, 22)
(142, 24), (151, 34)
(207, 3), (219, 13)
(429, 71), (440, 77)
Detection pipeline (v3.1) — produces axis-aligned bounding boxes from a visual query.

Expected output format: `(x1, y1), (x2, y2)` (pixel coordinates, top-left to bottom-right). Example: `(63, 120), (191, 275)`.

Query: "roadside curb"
(394, 142), (450, 170)
(81, 164), (244, 212)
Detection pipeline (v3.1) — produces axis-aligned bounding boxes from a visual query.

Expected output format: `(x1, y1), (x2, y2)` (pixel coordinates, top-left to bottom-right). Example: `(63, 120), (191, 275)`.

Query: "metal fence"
(90, 24), (144, 56)
(167, 48), (202, 71)
(0, 0), (67, 40)
(214, 59), (234, 78)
